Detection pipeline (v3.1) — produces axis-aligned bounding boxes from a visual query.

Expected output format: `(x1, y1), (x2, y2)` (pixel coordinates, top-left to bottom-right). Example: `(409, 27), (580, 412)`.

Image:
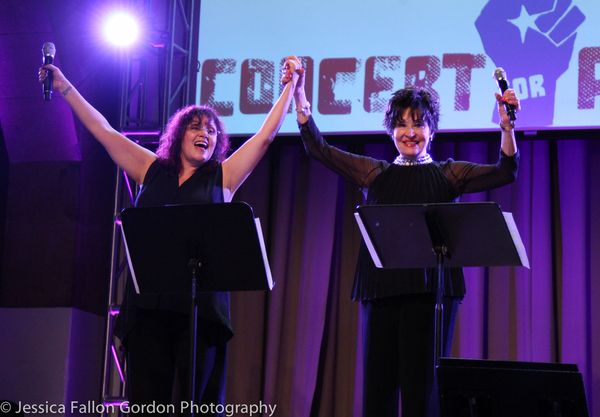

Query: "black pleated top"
(299, 116), (519, 301)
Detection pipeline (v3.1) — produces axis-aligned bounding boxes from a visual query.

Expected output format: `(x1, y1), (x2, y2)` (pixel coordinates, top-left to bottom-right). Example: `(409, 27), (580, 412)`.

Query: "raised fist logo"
(476, 0), (585, 126)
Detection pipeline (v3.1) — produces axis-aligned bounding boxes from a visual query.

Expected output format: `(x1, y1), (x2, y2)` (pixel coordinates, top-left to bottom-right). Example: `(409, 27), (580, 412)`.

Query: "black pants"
(361, 293), (460, 417)
(124, 310), (227, 417)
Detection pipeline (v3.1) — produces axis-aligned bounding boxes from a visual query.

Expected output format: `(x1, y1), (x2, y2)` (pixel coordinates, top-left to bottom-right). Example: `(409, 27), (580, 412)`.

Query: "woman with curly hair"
(40, 56), (303, 416)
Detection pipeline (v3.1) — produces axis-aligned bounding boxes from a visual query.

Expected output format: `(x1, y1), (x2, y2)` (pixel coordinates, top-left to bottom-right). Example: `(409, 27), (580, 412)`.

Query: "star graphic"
(508, 5), (541, 43)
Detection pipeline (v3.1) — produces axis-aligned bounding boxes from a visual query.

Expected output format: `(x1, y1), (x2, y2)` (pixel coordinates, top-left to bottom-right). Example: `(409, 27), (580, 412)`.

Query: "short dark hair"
(155, 105), (230, 175)
(383, 86), (440, 136)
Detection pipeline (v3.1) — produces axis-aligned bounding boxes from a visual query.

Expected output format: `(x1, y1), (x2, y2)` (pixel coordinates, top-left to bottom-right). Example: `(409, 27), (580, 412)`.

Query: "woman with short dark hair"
(286, 57), (520, 416)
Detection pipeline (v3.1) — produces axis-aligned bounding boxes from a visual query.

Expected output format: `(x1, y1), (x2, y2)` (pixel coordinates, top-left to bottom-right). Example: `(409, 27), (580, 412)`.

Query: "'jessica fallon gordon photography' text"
(0, 400), (277, 416)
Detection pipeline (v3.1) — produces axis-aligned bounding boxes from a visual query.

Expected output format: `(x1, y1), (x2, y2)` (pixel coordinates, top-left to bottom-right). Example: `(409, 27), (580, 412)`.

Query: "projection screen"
(196, 0), (599, 136)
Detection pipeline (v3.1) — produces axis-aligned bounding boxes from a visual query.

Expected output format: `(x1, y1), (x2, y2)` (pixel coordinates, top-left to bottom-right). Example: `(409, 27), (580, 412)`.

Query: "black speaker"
(438, 358), (589, 417)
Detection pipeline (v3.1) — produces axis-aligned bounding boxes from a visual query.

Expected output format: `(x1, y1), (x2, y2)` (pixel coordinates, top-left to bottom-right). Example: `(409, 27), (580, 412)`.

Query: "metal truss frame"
(100, 0), (200, 412)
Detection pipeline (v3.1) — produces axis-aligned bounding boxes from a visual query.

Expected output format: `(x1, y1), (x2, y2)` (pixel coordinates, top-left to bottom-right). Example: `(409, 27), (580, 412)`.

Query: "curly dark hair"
(155, 105), (231, 175)
(383, 86), (440, 136)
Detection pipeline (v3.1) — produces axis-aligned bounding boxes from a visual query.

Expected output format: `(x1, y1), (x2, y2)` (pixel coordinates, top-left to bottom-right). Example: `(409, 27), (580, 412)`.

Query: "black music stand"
(119, 202), (274, 415)
(354, 202), (529, 370)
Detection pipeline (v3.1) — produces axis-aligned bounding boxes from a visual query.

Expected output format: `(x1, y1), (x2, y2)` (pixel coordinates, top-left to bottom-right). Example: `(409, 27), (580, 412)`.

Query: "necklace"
(392, 153), (433, 166)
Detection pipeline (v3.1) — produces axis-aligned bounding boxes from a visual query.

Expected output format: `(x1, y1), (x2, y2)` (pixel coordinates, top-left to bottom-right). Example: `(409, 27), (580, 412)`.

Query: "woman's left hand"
(495, 89), (521, 125)
(280, 56), (303, 86)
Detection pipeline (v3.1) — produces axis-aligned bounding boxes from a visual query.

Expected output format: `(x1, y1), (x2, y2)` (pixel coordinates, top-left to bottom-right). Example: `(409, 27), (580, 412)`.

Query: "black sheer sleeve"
(299, 116), (387, 189)
(441, 149), (520, 195)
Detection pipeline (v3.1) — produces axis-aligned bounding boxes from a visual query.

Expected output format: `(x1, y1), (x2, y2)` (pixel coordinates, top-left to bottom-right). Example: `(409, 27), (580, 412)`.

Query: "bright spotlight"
(104, 13), (139, 46)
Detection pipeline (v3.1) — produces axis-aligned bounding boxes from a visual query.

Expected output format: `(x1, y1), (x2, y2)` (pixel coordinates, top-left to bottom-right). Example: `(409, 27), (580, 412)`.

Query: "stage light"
(104, 13), (139, 47)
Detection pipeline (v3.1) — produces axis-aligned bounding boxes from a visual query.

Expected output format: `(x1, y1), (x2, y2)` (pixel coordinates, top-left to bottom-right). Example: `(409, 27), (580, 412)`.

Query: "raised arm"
(299, 115), (385, 189)
(442, 89), (521, 194)
(292, 59), (311, 125)
(291, 64), (384, 189)
(221, 56), (301, 201)
(39, 65), (156, 184)
(496, 88), (520, 157)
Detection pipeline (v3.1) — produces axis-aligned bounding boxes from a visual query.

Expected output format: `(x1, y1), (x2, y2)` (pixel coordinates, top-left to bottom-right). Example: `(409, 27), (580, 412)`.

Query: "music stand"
(119, 202), (274, 415)
(354, 202), (529, 370)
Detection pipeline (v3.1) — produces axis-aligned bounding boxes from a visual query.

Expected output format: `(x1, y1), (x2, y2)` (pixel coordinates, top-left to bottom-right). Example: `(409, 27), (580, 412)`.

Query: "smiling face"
(180, 116), (218, 169)
(392, 108), (432, 160)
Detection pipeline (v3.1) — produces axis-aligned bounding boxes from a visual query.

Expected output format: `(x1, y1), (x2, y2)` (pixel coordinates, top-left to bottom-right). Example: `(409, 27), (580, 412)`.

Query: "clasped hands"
(280, 55), (304, 86)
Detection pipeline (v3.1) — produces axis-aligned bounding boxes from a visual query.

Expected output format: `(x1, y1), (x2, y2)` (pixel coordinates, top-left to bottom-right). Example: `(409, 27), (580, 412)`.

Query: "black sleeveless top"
(114, 160), (233, 344)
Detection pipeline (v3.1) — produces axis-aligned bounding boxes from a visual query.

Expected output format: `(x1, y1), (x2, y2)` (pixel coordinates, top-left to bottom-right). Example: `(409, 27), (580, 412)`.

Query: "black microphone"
(493, 68), (516, 121)
(42, 42), (56, 101)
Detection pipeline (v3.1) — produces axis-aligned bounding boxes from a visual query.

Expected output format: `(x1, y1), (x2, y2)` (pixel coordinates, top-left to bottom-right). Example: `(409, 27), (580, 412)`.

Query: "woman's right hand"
(39, 64), (71, 94)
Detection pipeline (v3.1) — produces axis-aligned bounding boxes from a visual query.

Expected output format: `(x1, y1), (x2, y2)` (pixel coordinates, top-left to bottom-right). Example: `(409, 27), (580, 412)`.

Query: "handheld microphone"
(42, 42), (56, 101)
(493, 68), (516, 121)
